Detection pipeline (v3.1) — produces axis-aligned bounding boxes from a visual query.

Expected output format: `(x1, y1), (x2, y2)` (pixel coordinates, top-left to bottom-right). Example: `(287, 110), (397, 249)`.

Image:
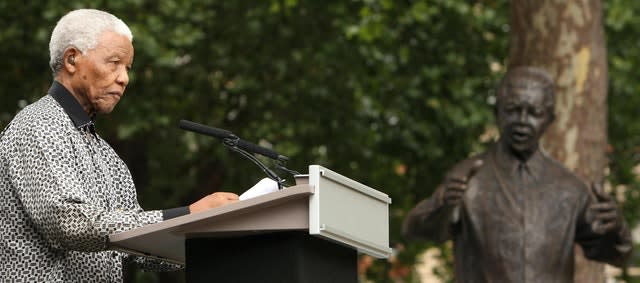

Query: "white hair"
(49, 9), (133, 75)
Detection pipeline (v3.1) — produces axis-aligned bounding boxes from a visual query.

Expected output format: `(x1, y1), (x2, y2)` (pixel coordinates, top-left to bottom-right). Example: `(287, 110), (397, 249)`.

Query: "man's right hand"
(189, 192), (239, 214)
(439, 159), (483, 206)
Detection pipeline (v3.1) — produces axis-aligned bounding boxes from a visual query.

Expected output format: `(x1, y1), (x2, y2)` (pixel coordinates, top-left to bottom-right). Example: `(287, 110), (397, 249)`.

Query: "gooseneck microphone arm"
(179, 120), (289, 161)
(178, 120), (286, 189)
(222, 137), (285, 189)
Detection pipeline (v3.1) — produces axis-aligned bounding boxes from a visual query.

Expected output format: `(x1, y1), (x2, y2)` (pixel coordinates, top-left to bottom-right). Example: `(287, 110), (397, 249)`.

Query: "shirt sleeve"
(6, 121), (164, 253)
(126, 254), (184, 272)
(162, 206), (190, 220)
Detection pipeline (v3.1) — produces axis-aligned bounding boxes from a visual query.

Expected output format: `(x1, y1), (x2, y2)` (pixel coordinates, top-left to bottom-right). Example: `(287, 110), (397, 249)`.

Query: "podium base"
(185, 231), (357, 283)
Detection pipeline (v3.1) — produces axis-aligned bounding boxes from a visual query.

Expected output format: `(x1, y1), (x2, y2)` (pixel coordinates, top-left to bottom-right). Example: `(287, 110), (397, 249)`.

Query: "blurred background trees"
(1, 0), (638, 282)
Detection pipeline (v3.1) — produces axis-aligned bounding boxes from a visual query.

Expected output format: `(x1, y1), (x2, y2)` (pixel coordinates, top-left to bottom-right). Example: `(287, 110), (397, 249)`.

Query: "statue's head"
(495, 66), (555, 159)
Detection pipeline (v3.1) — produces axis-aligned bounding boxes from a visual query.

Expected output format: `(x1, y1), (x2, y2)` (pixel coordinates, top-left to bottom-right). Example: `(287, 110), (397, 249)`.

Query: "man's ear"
(63, 48), (81, 74)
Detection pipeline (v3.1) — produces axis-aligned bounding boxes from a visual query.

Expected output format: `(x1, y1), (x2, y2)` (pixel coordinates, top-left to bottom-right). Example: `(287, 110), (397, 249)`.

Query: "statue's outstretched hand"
(588, 182), (622, 235)
(440, 159), (483, 206)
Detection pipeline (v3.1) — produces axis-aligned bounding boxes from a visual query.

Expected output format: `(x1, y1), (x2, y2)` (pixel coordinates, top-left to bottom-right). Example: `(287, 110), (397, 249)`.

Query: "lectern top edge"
(108, 165), (393, 264)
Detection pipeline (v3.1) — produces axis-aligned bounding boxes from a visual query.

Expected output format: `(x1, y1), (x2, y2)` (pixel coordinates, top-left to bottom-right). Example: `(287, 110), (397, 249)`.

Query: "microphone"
(237, 139), (288, 161)
(178, 120), (288, 161)
(178, 120), (235, 140)
(179, 119), (288, 188)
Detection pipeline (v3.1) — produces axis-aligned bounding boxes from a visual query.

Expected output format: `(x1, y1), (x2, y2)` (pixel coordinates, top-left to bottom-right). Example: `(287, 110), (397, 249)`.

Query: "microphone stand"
(222, 137), (285, 189)
(275, 159), (300, 176)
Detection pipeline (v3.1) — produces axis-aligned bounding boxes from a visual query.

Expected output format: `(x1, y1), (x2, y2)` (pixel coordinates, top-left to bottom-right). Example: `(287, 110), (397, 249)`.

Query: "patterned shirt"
(0, 81), (186, 282)
(403, 142), (632, 283)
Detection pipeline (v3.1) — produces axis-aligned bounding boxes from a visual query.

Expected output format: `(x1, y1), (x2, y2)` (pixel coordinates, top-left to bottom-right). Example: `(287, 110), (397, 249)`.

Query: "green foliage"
(1, 0), (638, 282)
(605, 0), (640, 281)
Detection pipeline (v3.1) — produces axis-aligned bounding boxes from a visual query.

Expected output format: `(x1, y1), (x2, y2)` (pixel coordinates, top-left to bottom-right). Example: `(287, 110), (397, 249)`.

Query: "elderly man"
(0, 9), (238, 281)
(403, 66), (631, 282)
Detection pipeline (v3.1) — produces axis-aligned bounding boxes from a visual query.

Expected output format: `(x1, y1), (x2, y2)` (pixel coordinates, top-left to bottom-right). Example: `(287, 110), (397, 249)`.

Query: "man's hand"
(189, 192), (239, 214)
(439, 159), (483, 206)
(588, 183), (622, 235)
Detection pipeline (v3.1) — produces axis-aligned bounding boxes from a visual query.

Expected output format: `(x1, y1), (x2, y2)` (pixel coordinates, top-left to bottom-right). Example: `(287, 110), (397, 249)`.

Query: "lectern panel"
(308, 165), (392, 258)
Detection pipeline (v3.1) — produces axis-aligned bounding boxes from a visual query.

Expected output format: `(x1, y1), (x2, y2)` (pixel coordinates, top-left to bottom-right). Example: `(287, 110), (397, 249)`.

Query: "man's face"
(72, 30), (133, 114)
(496, 86), (553, 158)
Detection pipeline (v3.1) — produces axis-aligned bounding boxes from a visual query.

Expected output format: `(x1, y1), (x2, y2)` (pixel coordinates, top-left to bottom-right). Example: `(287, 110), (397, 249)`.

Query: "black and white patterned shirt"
(0, 81), (186, 282)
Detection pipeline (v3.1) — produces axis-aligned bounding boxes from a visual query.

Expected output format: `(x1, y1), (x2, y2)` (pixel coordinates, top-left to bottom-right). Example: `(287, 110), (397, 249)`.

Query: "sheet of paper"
(239, 178), (279, 200)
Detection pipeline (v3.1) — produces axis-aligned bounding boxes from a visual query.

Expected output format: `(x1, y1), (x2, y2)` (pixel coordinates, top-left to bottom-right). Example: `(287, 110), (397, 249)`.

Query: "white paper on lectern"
(239, 178), (279, 200)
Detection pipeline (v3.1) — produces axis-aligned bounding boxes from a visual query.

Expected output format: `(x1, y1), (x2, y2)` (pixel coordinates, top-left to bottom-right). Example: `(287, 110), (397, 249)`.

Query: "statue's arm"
(576, 220), (632, 267)
(402, 184), (456, 243)
(403, 158), (482, 243)
(575, 191), (633, 267)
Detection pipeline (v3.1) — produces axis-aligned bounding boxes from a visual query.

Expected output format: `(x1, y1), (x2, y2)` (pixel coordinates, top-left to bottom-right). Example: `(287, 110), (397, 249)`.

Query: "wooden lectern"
(109, 165), (392, 282)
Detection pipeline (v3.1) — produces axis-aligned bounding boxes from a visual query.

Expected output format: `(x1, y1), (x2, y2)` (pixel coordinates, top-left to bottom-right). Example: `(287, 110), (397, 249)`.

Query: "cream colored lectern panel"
(308, 165), (392, 258)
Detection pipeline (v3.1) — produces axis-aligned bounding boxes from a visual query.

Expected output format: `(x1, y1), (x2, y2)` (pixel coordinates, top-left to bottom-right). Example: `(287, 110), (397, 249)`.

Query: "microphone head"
(178, 120), (289, 161)
(178, 120), (236, 140)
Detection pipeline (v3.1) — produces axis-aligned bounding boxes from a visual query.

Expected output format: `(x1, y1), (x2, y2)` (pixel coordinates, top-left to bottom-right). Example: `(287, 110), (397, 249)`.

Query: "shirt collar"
(493, 141), (545, 181)
(48, 80), (95, 133)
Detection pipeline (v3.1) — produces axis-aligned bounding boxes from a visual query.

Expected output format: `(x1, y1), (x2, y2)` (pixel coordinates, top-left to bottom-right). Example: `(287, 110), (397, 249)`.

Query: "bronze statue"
(403, 66), (631, 282)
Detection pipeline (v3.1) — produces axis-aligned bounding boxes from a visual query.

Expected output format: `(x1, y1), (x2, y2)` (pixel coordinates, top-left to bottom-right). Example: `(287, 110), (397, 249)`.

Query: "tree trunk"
(509, 0), (608, 282)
